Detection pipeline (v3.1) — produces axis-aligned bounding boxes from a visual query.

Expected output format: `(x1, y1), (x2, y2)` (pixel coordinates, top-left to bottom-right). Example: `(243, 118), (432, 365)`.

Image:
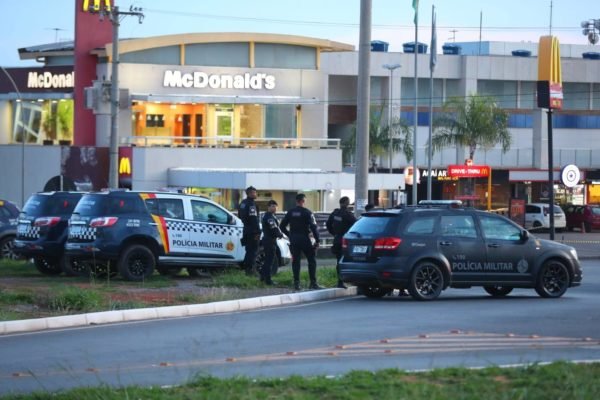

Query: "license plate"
(70, 226), (83, 235)
(17, 224), (28, 234)
(353, 245), (369, 254)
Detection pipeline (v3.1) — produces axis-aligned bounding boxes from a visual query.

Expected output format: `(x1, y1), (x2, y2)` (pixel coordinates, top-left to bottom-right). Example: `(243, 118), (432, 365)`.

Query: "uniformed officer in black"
(280, 193), (321, 291)
(326, 196), (357, 288)
(238, 186), (260, 275)
(260, 199), (283, 285)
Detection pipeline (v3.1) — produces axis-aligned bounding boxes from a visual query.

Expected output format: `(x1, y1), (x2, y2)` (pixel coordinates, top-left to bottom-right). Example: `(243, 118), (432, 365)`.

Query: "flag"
(430, 5), (437, 72)
(412, 0), (419, 25)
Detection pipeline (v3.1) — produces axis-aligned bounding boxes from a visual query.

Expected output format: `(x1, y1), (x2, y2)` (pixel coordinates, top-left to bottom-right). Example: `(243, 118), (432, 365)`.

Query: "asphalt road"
(1, 260), (599, 395)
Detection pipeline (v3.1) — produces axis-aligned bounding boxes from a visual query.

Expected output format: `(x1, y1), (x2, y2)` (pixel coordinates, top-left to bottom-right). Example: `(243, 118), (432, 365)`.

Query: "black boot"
(293, 281), (301, 291)
(309, 282), (323, 290)
(337, 280), (347, 289)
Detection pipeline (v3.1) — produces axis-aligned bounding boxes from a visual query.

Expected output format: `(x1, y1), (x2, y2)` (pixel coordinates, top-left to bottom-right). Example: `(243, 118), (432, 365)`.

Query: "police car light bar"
(418, 200), (463, 206)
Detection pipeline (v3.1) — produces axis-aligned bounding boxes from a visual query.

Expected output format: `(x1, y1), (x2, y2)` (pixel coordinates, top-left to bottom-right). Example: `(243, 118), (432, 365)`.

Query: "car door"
(478, 213), (534, 284)
(438, 213), (486, 283)
(145, 195), (189, 255)
(188, 199), (244, 260)
(524, 205), (540, 229)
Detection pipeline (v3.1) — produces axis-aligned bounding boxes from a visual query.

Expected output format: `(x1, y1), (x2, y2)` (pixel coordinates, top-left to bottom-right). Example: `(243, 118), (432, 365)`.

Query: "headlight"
(570, 248), (579, 260)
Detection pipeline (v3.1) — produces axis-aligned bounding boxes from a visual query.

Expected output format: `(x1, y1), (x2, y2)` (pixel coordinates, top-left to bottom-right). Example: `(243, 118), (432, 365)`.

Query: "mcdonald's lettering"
(82, 0), (111, 12)
(537, 36), (563, 110)
(119, 157), (131, 175)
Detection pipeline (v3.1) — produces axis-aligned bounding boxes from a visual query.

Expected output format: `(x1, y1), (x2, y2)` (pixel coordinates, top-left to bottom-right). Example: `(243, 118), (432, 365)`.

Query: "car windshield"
(591, 207), (600, 216)
(347, 213), (398, 236)
(74, 195), (142, 216)
(22, 194), (79, 217)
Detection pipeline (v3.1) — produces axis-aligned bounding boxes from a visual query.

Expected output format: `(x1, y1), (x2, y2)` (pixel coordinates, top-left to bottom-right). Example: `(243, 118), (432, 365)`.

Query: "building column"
(532, 108), (548, 169)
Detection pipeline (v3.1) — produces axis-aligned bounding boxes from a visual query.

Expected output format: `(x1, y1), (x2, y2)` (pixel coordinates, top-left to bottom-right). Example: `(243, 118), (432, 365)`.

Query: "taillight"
(373, 237), (402, 250)
(342, 238), (348, 249)
(90, 217), (119, 227)
(34, 217), (61, 227)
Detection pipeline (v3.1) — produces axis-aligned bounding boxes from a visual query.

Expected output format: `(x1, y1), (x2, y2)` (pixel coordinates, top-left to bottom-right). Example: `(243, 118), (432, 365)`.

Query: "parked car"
(65, 191), (291, 281)
(524, 203), (566, 231)
(340, 200), (582, 301)
(0, 199), (20, 260)
(564, 204), (600, 232)
(14, 192), (84, 274)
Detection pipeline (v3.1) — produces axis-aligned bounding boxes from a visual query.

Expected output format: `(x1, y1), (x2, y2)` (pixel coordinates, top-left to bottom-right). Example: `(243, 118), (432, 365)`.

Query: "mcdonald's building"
(1, 0), (600, 211)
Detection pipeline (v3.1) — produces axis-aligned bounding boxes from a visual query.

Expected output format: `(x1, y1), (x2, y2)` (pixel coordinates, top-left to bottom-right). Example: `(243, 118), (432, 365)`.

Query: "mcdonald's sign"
(82, 0), (111, 12)
(119, 157), (131, 175)
(537, 36), (563, 110)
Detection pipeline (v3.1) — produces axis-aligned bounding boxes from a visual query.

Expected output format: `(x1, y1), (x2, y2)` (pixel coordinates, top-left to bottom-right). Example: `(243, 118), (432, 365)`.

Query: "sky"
(0, 0), (596, 67)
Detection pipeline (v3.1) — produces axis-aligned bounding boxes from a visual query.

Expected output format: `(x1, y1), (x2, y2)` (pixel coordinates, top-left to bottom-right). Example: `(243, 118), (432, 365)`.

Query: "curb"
(0, 287), (357, 336)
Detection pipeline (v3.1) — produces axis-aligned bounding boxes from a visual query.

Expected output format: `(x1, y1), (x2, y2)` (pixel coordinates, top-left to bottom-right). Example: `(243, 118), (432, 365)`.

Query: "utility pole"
(89, 5), (144, 189)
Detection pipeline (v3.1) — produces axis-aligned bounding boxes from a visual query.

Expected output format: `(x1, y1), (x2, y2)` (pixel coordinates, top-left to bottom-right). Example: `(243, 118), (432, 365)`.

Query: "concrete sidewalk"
(0, 287), (357, 336)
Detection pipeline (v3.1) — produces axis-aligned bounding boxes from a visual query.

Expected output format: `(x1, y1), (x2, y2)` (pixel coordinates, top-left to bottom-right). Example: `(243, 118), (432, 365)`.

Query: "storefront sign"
(420, 168), (458, 181)
(509, 198), (526, 227)
(27, 71), (74, 89)
(163, 70), (276, 90)
(560, 164), (581, 188)
(447, 165), (490, 178)
(82, 0), (111, 12)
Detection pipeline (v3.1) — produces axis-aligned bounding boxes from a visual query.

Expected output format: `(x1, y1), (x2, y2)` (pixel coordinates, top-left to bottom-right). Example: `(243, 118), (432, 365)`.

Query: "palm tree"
(431, 95), (511, 160)
(343, 106), (413, 170)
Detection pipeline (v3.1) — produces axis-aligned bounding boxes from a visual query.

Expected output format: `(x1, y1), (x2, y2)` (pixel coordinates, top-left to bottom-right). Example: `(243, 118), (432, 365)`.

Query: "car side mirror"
(520, 230), (529, 241)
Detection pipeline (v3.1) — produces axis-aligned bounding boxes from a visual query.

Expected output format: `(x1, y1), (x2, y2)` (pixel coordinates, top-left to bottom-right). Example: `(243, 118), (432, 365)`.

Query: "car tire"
(117, 245), (156, 282)
(33, 257), (63, 275)
(0, 236), (18, 260)
(584, 222), (592, 233)
(408, 262), (444, 301)
(61, 256), (91, 277)
(535, 259), (570, 298)
(483, 285), (513, 297)
(358, 285), (391, 298)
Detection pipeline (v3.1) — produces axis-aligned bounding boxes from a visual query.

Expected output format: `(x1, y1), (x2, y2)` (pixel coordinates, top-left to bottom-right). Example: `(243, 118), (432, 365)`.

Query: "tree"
(431, 95), (511, 160)
(343, 106), (413, 170)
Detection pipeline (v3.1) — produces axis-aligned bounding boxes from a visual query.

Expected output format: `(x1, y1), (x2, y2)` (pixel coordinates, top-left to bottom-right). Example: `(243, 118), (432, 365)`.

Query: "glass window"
(191, 200), (230, 224)
(440, 215), (477, 238)
(563, 83), (589, 110)
(401, 78), (444, 107)
(265, 104), (296, 138)
(185, 43), (249, 67)
(144, 198), (184, 220)
(479, 215), (522, 241)
(239, 104), (263, 139)
(593, 83), (600, 110)
(477, 80), (517, 109)
(404, 216), (436, 234)
(520, 81), (536, 109)
(254, 43), (316, 69)
(349, 214), (398, 236)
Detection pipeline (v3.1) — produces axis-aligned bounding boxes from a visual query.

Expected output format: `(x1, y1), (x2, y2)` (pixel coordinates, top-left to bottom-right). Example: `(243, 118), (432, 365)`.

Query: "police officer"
(238, 186), (260, 275)
(326, 196), (357, 288)
(261, 199), (283, 285)
(280, 193), (321, 291)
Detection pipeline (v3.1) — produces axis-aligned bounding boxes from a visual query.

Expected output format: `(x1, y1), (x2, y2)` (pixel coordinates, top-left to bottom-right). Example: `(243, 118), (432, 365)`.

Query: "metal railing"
(120, 136), (341, 150)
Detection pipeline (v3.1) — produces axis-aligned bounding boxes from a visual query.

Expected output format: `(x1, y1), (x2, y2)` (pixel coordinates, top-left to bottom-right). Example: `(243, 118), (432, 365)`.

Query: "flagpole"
(412, 0), (419, 206)
(427, 4), (436, 200)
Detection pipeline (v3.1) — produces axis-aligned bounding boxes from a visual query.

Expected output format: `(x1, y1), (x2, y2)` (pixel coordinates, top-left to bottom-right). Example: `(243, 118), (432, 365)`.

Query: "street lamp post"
(382, 63), (401, 175)
(581, 19), (600, 44)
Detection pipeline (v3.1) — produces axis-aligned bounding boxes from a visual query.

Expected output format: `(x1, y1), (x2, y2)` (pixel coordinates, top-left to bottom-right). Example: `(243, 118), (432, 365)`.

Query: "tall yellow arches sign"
(82, 0), (111, 12)
(537, 36), (563, 110)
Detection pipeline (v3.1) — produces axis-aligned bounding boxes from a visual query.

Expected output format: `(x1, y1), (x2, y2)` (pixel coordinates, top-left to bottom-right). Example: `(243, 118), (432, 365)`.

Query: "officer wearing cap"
(326, 196), (357, 288)
(260, 199), (283, 285)
(238, 186), (260, 275)
(280, 193), (321, 291)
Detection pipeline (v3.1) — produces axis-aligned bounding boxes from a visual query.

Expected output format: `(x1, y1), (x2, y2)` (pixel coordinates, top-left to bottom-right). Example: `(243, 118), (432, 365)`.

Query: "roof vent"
(582, 52), (600, 60)
(370, 40), (389, 52)
(511, 49), (532, 57)
(403, 42), (428, 54)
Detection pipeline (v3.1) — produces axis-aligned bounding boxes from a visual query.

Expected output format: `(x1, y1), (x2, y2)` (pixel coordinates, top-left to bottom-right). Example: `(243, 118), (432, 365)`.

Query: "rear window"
(347, 213), (399, 236)
(74, 195), (143, 216)
(22, 194), (80, 216)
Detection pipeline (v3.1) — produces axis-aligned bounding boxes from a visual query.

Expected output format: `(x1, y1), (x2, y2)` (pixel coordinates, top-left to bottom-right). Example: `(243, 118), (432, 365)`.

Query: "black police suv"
(0, 199), (20, 260)
(340, 201), (582, 301)
(64, 190), (282, 281)
(14, 192), (84, 274)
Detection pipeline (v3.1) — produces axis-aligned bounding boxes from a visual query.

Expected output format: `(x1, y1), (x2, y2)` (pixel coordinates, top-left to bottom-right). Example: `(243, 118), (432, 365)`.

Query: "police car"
(14, 192), (83, 274)
(64, 191), (290, 281)
(0, 199), (20, 260)
(340, 200), (582, 301)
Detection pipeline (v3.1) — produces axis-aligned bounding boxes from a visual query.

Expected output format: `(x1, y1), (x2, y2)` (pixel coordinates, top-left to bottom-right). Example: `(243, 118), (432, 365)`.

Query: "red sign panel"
(447, 165), (490, 178)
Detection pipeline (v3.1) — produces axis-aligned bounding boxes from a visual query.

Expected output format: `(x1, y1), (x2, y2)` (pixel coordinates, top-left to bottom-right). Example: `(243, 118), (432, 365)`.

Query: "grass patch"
(4, 362), (599, 399)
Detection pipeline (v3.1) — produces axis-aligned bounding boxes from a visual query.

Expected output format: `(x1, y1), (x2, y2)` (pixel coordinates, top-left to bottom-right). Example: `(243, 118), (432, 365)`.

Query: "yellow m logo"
(82, 0), (111, 12)
(538, 36), (562, 84)
(119, 157), (131, 175)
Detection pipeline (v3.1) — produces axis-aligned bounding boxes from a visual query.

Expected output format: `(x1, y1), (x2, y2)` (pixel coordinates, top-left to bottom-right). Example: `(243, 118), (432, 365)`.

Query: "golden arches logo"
(82, 0), (111, 12)
(538, 35), (563, 110)
(119, 157), (131, 175)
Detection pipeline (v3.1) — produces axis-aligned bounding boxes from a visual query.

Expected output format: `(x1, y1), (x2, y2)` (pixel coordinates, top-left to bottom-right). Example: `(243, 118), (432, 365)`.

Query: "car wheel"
(0, 236), (19, 260)
(483, 285), (513, 297)
(118, 245), (156, 281)
(61, 256), (91, 277)
(408, 262), (444, 301)
(33, 257), (63, 275)
(584, 222), (592, 233)
(358, 285), (392, 298)
(535, 259), (570, 298)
